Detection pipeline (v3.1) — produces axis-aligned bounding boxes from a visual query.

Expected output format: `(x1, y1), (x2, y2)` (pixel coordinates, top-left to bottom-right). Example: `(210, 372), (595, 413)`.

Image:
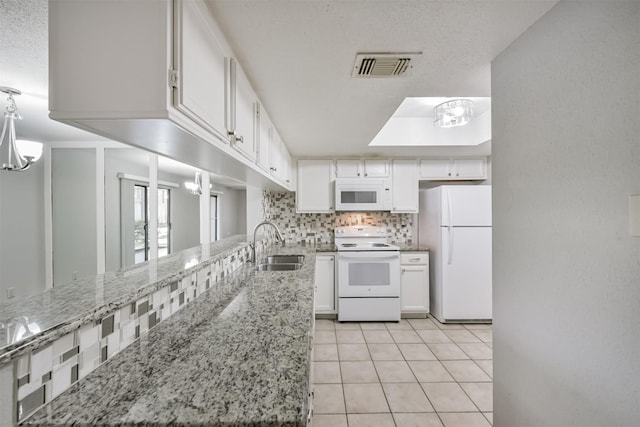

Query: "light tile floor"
(311, 317), (493, 427)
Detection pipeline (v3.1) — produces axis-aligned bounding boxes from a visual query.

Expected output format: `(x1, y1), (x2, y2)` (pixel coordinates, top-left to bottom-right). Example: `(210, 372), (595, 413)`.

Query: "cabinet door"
(453, 158), (487, 180)
(391, 160), (418, 213)
(297, 160), (335, 213)
(336, 159), (361, 177)
(418, 159), (452, 179)
(363, 159), (389, 177)
(270, 129), (284, 180)
(315, 255), (335, 313)
(174, 0), (227, 140)
(256, 103), (271, 172)
(401, 264), (429, 313)
(231, 64), (256, 160)
(281, 146), (293, 186)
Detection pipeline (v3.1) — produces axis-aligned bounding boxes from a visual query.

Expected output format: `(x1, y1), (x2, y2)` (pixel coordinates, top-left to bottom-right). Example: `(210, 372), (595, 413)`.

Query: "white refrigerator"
(418, 185), (492, 323)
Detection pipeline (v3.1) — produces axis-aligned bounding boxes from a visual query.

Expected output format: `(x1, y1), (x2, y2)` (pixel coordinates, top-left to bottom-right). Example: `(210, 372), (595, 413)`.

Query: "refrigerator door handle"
(446, 189), (453, 264)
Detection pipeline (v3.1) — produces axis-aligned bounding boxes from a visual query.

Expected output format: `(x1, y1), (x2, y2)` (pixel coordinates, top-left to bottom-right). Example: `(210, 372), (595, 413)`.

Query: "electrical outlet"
(7, 287), (16, 299)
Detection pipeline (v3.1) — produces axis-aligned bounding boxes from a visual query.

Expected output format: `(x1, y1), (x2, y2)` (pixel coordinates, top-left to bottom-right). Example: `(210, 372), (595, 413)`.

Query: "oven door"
(337, 251), (400, 297)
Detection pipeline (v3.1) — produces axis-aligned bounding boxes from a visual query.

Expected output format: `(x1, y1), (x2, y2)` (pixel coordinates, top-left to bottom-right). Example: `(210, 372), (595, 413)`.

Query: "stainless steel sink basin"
(256, 263), (302, 272)
(265, 255), (305, 264)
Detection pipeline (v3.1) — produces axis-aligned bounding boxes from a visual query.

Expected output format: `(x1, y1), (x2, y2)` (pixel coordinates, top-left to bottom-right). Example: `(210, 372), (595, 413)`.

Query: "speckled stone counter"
(311, 243), (336, 253)
(23, 245), (315, 427)
(0, 236), (254, 364)
(394, 243), (430, 252)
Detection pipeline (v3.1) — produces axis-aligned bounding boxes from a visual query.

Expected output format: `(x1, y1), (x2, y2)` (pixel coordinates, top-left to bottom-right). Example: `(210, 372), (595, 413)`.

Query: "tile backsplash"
(263, 191), (414, 245)
(8, 242), (258, 424)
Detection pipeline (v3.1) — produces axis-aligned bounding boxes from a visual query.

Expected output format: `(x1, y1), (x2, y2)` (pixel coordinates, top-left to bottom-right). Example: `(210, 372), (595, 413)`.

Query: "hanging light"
(185, 171), (202, 195)
(433, 99), (474, 128)
(0, 87), (43, 171)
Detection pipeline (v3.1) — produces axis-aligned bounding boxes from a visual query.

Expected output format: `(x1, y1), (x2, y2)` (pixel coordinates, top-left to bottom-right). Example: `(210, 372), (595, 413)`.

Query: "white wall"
(161, 171), (199, 253)
(213, 185), (246, 239)
(245, 185), (263, 237)
(492, 2), (640, 426)
(52, 148), (97, 285)
(0, 158), (46, 301)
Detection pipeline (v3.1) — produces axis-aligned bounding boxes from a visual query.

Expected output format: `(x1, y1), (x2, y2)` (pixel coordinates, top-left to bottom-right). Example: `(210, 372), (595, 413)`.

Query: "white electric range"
(334, 226), (401, 322)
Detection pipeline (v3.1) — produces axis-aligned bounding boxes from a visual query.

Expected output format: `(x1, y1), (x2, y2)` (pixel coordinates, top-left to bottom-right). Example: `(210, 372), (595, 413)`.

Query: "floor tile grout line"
(313, 318), (493, 426)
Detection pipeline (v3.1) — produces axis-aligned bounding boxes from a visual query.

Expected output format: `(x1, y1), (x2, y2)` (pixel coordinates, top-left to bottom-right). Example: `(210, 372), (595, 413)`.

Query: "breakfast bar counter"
(22, 245), (315, 426)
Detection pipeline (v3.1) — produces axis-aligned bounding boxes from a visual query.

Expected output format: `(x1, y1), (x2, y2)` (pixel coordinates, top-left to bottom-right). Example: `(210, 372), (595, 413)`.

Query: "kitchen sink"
(265, 255), (305, 264)
(256, 263), (303, 272)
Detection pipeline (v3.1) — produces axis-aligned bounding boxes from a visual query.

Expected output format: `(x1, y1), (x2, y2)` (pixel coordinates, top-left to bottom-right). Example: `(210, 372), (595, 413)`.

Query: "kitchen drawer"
(401, 253), (428, 265)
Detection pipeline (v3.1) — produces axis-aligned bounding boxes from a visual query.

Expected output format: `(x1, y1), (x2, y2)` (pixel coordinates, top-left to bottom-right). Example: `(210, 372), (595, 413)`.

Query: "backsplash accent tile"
(7, 240), (260, 423)
(263, 191), (414, 244)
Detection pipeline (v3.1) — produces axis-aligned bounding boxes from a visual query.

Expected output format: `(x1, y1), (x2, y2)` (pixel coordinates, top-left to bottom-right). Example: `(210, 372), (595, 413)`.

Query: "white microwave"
(334, 178), (391, 211)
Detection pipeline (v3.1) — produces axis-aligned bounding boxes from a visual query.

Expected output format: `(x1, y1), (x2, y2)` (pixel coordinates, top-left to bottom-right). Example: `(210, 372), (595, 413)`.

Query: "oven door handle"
(338, 252), (399, 260)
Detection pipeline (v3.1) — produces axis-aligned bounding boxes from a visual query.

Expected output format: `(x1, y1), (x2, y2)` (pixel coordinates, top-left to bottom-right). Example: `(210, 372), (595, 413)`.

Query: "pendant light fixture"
(433, 99), (474, 128)
(185, 171), (203, 195)
(0, 87), (43, 171)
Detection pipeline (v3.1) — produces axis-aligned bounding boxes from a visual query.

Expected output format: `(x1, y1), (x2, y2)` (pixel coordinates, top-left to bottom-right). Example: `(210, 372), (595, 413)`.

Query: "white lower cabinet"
(314, 254), (336, 316)
(400, 252), (430, 318)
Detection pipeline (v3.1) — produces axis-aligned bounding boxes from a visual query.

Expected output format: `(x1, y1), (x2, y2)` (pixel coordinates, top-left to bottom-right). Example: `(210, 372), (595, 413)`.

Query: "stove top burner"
(337, 242), (400, 251)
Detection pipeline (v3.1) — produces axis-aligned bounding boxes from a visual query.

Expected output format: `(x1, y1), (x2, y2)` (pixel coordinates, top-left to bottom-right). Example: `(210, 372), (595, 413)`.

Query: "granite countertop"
(312, 243), (337, 252)
(394, 243), (430, 252)
(23, 245), (315, 426)
(0, 236), (253, 364)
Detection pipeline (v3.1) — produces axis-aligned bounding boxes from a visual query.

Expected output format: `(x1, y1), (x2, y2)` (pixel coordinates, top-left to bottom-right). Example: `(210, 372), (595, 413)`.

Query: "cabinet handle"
(236, 135), (244, 143)
(357, 173), (361, 176)
(410, 258), (421, 262)
(364, 173), (368, 177)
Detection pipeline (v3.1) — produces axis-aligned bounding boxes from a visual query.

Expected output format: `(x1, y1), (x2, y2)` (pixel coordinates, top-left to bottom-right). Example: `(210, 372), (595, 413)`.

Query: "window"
(210, 194), (218, 242)
(133, 185), (171, 264)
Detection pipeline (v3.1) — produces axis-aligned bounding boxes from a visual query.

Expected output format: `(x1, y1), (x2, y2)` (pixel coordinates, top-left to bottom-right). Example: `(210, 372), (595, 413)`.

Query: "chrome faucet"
(251, 221), (284, 262)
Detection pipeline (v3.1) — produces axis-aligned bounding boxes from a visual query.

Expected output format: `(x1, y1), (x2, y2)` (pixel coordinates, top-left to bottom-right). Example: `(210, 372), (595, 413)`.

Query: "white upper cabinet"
(363, 159), (390, 177)
(419, 158), (487, 180)
(48, 0), (290, 191)
(256, 103), (271, 173)
(270, 129), (286, 182)
(452, 158), (487, 179)
(418, 159), (451, 179)
(255, 103), (292, 188)
(173, 0), (227, 141)
(336, 159), (389, 178)
(391, 160), (418, 213)
(228, 60), (257, 161)
(297, 160), (335, 213)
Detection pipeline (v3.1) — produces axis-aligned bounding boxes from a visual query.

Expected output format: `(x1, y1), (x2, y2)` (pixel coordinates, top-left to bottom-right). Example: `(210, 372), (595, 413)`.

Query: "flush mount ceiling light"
(433, 99), (474, 128)
(0, 87), (43, 171)
(185, 171), (202, 195)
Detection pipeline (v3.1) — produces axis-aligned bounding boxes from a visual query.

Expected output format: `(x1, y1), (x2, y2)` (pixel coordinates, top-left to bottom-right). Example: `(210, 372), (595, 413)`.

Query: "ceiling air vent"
(352, 52), (421, 78)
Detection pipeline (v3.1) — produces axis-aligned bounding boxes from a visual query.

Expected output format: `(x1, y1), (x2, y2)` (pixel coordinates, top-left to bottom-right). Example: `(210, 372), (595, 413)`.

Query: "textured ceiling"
(0, 0), (100, 142)
(207, 0), (558, 157)
(1, 0), (558, 160)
